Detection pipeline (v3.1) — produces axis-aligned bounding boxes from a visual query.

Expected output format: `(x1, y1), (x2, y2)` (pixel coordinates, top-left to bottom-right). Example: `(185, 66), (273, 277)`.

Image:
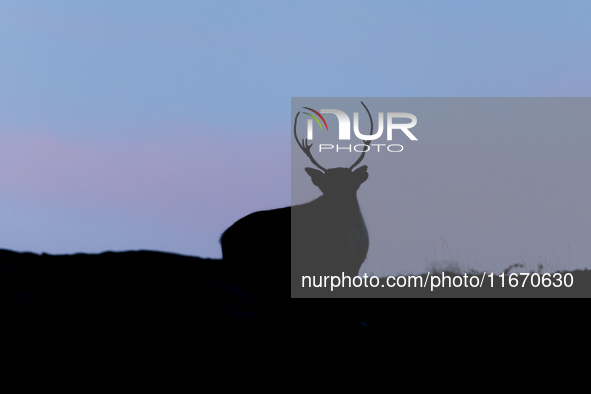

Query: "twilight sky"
(1, 1), (590, 274)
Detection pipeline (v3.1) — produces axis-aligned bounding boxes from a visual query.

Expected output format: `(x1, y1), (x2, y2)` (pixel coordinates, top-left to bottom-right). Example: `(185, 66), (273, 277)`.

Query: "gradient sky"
(1, 1), (590, 272)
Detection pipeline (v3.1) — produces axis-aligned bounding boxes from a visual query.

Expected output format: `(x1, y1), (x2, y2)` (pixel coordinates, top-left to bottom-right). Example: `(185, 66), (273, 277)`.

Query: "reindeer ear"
(305, 167), (324, 186)
(353, 165), (369, 183)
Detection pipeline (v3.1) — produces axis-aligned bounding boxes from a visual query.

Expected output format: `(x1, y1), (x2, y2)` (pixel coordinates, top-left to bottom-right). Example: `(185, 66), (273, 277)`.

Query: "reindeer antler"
(294, 111), (327, 172)
(349, 101), (374, 170)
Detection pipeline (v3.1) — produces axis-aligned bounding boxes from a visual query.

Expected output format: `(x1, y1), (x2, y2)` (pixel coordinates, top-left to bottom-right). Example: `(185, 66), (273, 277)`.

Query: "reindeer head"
(304, 166), (368, 196)
(294, 101), (373, 197)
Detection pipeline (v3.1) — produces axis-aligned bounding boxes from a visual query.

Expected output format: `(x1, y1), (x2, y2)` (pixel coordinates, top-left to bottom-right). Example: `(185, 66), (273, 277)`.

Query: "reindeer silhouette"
(220, 102), (373, 295)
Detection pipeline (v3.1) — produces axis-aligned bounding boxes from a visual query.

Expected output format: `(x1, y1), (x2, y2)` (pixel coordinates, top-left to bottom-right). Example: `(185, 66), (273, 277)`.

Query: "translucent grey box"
(291, 98), (591, 298)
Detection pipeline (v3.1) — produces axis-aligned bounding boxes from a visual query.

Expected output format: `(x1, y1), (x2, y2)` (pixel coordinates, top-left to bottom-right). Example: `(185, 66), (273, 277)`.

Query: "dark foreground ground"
(2, 248), (589, 379)
(1, 249), (372, 379)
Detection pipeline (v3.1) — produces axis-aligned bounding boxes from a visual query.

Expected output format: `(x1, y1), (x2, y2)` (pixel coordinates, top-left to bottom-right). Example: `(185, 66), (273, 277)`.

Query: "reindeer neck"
(316, 192), (360, 209)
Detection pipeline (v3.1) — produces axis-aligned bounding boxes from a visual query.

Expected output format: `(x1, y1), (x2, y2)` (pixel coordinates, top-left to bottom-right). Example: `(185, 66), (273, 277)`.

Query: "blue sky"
(1, 1), (590, 263)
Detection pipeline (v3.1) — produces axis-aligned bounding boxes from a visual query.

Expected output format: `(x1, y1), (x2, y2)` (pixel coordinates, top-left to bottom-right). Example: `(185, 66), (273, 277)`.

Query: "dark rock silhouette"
(221, 102), (374, 297)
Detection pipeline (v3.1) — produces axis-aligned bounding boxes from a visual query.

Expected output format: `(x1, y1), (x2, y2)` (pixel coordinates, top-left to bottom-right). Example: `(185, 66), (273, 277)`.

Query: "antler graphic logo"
(302, 107), (329, 135)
